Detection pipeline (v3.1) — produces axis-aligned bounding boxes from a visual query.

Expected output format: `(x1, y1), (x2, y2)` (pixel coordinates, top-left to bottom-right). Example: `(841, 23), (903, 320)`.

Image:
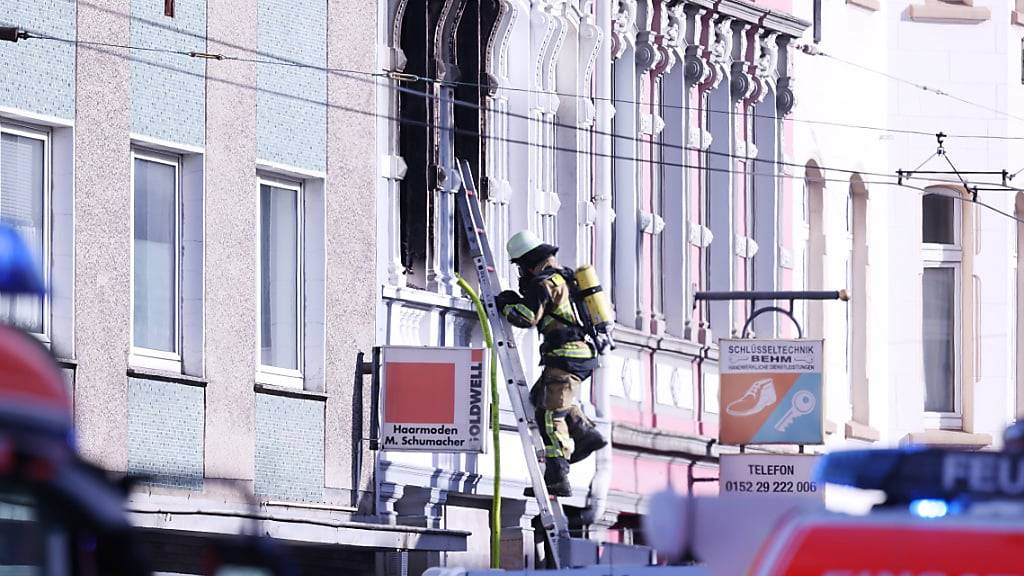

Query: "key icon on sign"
(774, 390), (816, 432)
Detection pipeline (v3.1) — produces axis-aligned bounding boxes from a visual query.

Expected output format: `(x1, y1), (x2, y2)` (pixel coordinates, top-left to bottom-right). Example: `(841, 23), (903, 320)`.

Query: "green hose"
(456, 275), (501, 569)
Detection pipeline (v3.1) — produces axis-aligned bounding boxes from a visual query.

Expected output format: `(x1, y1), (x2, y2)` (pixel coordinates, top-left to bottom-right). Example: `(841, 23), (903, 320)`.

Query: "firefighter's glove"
(497, 290), (535, 329)
(495, 290), (522, 310)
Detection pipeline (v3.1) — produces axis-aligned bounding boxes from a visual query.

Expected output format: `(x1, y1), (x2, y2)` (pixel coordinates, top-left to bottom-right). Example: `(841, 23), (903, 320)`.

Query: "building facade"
(790, 0), (1024, 455)
(0, 0), (466, 573)
(6, 0), (1024, 573)
(374, 0), (810, 567)
(375, 0), (1024, 568)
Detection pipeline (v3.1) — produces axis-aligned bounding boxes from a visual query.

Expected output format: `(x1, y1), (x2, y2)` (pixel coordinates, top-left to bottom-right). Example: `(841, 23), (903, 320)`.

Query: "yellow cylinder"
(575, 265), (614, 332)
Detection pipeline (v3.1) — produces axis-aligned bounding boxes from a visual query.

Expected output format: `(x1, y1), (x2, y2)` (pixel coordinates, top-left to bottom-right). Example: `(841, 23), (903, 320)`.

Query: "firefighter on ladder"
(495, 230), (608, 497)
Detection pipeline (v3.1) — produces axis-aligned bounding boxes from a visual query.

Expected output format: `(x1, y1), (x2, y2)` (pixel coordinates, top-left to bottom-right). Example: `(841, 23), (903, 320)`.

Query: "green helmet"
(506, 230), (557, 266)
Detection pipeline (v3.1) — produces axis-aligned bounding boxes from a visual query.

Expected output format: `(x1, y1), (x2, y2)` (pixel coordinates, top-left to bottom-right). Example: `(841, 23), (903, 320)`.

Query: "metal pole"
(694, 289), (849, 302)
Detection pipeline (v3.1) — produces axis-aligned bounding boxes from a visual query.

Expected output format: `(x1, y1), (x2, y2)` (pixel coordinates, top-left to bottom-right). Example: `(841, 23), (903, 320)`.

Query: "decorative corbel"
(531, 0), (560, 91)
(543, 1), (570, 94)
(687, 125), (713, 150)
(387, 0), (410, 71)
(749, 31), (779, 104)
(612, 0), (638, 60)
(635, 0), (662, 72)
(775, 35), (796, 116)
(485, 0), (524, 87)
(729, 20), (755, 103)
(683, 4), (711, 85)
(655, 1), (686, 76)
(707, 14), (733, 90)
(579, 2), (603, 126)
(640, 211), (667, 235)
(435, 0), (468, 83)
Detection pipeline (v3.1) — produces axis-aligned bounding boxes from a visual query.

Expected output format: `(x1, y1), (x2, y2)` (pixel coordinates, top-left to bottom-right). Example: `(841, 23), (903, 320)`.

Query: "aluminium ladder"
(454, 159), (575, 568)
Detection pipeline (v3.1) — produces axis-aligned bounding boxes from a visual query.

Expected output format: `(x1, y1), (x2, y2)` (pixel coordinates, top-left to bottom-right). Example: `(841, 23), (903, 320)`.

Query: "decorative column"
(554, 3), (601, 267)
(775, 35), (798, 336)
(751, 30), (781, 338)
(427, 0), (467, 297)
(554, 6), (581, 265)
(729, 18), (756, 329)
(384, 0), (410, 288)
(704, 13), (735, 336)
(611, 0), (641, 329)
(376, 480), (405, 524)
(530, 0), (566, 243)
(483, 0), (523, 285)
(683, 3), (714, 343)
(499, 497), (539, 569)
(660, 1), (688, 338)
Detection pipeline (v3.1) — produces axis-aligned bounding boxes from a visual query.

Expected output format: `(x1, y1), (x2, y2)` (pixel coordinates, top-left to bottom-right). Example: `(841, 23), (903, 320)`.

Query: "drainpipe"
(584, 0), (615, 529)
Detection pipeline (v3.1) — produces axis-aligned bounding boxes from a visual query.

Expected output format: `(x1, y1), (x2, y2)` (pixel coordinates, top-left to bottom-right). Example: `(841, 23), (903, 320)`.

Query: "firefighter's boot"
(567, 411), (608, 464)
(525, 457), (572, 498)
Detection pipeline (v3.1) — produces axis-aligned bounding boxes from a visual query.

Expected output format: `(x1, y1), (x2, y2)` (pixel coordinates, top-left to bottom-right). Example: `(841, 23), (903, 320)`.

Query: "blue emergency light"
(0, 224), (44, 295)
(816, 448), (1024, 505)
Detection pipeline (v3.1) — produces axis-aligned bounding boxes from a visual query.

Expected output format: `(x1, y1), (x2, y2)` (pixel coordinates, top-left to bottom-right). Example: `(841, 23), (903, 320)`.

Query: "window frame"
(0, 121), (52, 343)
(129, 148), (182, 372)
(255, 175), (304, 389)
(921, 190), (963, 429)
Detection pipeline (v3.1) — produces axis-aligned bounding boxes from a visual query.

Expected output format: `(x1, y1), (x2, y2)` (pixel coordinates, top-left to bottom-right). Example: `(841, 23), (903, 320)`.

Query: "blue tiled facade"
(127, 377), (205, 490)
(255, 392), (324, 502)
(0, 0), (76, 120)
(256, 0), (326, 172)
(130, 0), (206, 147)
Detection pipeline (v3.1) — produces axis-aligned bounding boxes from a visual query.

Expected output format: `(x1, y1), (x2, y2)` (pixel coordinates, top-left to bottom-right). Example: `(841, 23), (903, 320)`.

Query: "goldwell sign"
(380, 346), (487, 453)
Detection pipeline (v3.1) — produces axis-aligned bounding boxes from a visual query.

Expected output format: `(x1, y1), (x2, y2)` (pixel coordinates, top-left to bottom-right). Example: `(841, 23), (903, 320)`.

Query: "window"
(921, 190), (962, 428)
(258, 178), (302, 384)
(164, 0), (174, 17)
(0, 124), (49, 337)
(131, 150), (180, 369)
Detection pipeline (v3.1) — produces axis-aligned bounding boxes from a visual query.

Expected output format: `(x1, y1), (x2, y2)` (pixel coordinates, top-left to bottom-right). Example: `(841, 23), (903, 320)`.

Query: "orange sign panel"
(380, 346), (487, 453)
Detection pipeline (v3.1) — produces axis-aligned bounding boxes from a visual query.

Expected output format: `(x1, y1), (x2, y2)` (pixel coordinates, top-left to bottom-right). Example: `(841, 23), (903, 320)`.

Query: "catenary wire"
(15, 30), (1024, 228)
(21, 30), (906, 181)
(811, 48), (1024, 125)
(19, 29), (1024, 142)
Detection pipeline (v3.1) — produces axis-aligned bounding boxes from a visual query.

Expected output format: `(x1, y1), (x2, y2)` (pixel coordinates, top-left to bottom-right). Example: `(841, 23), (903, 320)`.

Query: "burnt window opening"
(453, 1), (490, 283)
(398, 0), (493, 291)
(398, 1), (432, 289)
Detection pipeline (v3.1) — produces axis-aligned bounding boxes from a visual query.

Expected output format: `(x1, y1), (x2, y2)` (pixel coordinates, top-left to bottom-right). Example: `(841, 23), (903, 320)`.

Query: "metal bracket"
(692, 289), (849, 339)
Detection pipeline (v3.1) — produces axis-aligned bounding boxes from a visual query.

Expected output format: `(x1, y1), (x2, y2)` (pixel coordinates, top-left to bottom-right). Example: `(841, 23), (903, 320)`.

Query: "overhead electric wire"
(18, 27), (1024, 142)
(809, 47), (1024, 126)
(19, 29), (903, 181)
(13, 27), (1024, 229)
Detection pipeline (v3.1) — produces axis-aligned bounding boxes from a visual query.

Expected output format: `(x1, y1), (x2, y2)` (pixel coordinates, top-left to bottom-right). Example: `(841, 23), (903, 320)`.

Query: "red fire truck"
(645, 444), (1024, 575)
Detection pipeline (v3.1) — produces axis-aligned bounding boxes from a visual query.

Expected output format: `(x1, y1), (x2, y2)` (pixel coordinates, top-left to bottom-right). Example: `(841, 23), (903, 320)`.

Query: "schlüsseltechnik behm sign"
(380, 346), (487, 453)
(718, 339), (823, 446)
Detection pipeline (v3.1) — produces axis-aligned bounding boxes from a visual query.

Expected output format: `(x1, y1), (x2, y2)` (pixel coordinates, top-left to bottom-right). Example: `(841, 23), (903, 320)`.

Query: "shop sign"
(380, 346), (487, 453)
(719, 339), (824, 445)
(720, 454), (823, 500)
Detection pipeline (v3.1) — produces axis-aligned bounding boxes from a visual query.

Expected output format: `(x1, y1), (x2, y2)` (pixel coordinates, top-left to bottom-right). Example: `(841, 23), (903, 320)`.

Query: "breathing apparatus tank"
(573, 264), (615, 352)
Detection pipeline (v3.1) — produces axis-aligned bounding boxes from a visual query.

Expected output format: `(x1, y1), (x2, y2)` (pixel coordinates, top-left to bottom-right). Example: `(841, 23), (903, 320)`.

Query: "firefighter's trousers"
(533, 366), (591, 462)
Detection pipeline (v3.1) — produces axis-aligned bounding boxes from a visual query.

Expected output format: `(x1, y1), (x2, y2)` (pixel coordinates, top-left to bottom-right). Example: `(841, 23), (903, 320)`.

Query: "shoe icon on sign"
(725, 378), (777, 417)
